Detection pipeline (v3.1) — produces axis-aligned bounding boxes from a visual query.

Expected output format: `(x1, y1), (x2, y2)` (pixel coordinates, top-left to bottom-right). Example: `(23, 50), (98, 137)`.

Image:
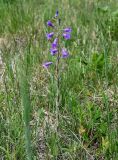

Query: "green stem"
(56, 41), (60, 131)
(55, 19), (61, 131)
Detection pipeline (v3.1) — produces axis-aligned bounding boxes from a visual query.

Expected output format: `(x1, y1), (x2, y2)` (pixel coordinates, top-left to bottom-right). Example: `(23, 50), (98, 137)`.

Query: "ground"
(0, 0), (118, 159)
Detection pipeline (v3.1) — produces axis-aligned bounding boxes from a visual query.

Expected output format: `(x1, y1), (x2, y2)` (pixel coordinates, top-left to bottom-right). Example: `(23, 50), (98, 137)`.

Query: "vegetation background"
(0, 0), (118, 159)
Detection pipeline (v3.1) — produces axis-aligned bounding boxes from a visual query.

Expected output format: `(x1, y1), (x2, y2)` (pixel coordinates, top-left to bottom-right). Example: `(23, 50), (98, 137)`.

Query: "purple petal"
(63, 33), (71, 40)
(46, 32), (54, 40)
(52, 38), (58, 48)
(61, 48), (69, 58)
(43, 62), (53, 68)
(64, 28), (72, 33)
(55, 10), (59, 17)
(47, 20), (54, 27)
(50, 48), (58, 56)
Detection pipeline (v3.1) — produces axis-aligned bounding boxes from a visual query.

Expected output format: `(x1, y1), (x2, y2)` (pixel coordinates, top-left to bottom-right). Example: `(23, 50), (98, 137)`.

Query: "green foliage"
(110, 11), (118, 41)
(0, 0), (118, 159)
(19, 69), (32, 160)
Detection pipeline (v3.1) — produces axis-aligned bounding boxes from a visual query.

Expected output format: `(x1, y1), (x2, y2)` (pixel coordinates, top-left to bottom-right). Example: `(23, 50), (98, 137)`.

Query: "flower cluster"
(43, 11), (72, 69)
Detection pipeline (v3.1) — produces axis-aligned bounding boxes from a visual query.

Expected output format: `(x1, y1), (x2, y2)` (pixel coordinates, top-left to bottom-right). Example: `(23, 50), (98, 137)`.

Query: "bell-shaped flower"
(43, 62), (53, 68)
(46, 32), (54, 40)
(64, 28), (72, 33)
(61, 48), (69, 58)
(63, 33), (71, 40)
(50, 47), (58, 56)
(47, 20), (54, 27)
(51, 38), (58, 48)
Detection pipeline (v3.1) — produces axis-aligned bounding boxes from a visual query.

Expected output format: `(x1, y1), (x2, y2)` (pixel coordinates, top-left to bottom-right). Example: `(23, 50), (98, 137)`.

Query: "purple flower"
(55, 10), (59, 17)
(61, 48), (69, 58)
(63, 33), (71, 40)
(50, 48), (58, 55)
(47, 20), (54, 27)
(52, 38), (58, 48)
(64, 28), (72, 33)
(43, 62), (53, 68)
(46, 32), (54, 40)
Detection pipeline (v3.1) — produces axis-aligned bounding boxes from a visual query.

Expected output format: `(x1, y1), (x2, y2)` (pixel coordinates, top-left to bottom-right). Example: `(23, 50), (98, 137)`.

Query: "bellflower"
(52, 38), (58, 48)
(47, 20), (54, 27)
(63, 33), (71, 40)
(43, 62), (53, 68)
(46, 32), (54, 40)
(64, 28), (72, 33)
(55, 10), (59, 17)
(61, 48), (69, 58)
(50, 48), (58, 56)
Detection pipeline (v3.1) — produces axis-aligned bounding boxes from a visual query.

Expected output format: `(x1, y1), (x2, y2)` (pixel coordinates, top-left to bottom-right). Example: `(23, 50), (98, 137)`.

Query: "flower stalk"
(55, 35), (60, 130)
(43, 10), (72, 131)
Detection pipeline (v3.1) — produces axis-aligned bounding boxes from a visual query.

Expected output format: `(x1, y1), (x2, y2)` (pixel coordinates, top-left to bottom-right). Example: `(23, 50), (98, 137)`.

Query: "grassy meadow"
(0, 0), (118, 159)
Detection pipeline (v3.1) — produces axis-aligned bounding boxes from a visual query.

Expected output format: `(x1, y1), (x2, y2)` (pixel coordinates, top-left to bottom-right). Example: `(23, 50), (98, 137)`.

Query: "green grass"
(0, 0), (118, 159)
